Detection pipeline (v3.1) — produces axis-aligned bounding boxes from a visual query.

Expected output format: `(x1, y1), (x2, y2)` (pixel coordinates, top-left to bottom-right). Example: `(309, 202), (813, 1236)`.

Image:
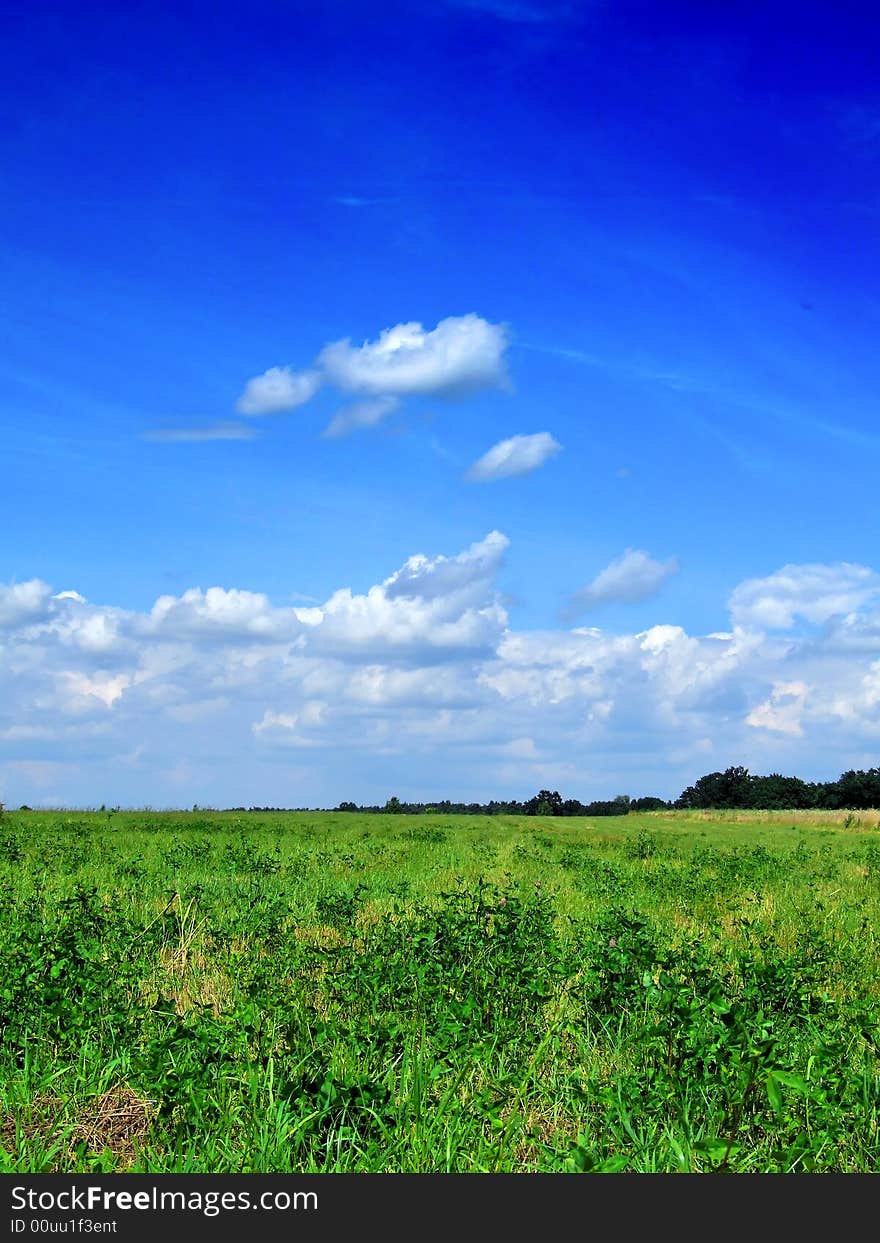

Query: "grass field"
(1, 807), (879, 1172)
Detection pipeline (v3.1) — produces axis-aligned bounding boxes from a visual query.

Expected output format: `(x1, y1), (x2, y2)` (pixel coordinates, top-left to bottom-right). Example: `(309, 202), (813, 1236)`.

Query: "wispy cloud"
(142, 421), (257, 443)
(564, 549), (679, 618)
(518, 341), (604, 367)
(323, 396), (401, 439)
(531, 339), (880, 456)
(445, 0), (576, 22)
(333, 194), (397, 208)
(466, 432), (561, 481)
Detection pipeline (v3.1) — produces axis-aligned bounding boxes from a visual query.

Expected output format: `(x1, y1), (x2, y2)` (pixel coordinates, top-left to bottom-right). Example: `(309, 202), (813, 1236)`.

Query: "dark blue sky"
(2, 2), (879, 805)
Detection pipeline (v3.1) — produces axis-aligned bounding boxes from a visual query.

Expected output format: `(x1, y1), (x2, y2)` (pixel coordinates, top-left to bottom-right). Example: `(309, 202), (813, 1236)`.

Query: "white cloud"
(233, 314), (509, 439)
(0, 580), (52, 627)
(251, 706), (326, 747)
(24, 592), (127, 656)
(318, 314), (509, 399)
(466, 432), (561, 482)
(147, 586), (299, 641)
(144, 421), (257, 442)
(862, 661), (880, 710)
(344, 665), (480, 708)
(3, 550), (880, 807)
(60, 611), (123, 654)
(729, 562), (880, 629)
(746, 681), (808, 736)
(565, 549), (679, 617)
(384, 530), (508, 601)
(59, 671), (131, 711)
(236, 367), (322, 416)
(820, 607), (880, 653)
(322, 395), (400, 439)
(306, 581), (507, 661)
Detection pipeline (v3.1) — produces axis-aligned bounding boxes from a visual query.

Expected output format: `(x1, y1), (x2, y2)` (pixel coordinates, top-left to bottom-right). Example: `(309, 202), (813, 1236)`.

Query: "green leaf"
(766, 1074), (782, 1112)
(772, 1071), (809, 1094)
(565, 1144), (594, 1172)
(695, 1138), (737, 1163)
(593, 1156), (629, 1173)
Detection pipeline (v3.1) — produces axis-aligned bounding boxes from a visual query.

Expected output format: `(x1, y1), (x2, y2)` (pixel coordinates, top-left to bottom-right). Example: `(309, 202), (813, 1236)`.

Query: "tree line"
(329, 765), (880, 816)
(334, 792), (665, 817)
(672, 765), (880, 811)
(9, 763), (876, 816)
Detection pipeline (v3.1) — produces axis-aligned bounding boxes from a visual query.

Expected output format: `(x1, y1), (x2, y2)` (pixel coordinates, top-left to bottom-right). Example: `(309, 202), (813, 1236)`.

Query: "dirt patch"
(2, 1086), (156, 1168)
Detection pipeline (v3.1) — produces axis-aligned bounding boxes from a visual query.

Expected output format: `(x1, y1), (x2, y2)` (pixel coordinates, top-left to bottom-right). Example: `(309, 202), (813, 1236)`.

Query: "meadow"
(1, 806), (878, 1173)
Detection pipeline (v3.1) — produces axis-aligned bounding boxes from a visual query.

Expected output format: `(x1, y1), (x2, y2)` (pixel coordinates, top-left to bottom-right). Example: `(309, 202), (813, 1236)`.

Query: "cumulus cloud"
(59, 671), (131, 711)
(0, 580), (52, 627)
(384, 530), (509, 601)
(127, 535), (510, 664)
(235, 314), (510, 437)
(3, 549), (880, 808)
(146, 587), (299, 641)
(236, 367), (323, 416)
(746, 681), (808, 736)
(729, 562), (880, 629)
(305, 581), (507, 662)
(318, 315), (509, 399)
(466, 432), (561, 482)
(565, 549), (679, 618)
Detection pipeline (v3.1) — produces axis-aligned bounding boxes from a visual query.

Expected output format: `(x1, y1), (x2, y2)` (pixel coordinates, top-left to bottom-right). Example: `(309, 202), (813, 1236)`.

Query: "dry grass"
(2, 1086), (156, 1169)
(654, 808), (880, 829)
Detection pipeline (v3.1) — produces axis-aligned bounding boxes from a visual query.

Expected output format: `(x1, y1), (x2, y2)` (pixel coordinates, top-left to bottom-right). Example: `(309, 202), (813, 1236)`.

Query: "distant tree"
(675, 766), (752, 809)
(747, 774), (814, 810)
(525, 789), (563, 816)
(312, 764), (880, 817)
(831, 768), (880, 810)
(583, 799), (630, 816)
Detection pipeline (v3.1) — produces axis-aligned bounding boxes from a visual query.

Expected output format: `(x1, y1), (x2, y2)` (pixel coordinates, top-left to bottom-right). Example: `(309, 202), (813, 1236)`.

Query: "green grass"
(1, 807), (879, 1172)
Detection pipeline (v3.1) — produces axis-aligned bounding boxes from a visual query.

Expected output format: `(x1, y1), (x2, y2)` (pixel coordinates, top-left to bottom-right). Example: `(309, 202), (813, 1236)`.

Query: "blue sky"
(2, 2), (879, 807)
